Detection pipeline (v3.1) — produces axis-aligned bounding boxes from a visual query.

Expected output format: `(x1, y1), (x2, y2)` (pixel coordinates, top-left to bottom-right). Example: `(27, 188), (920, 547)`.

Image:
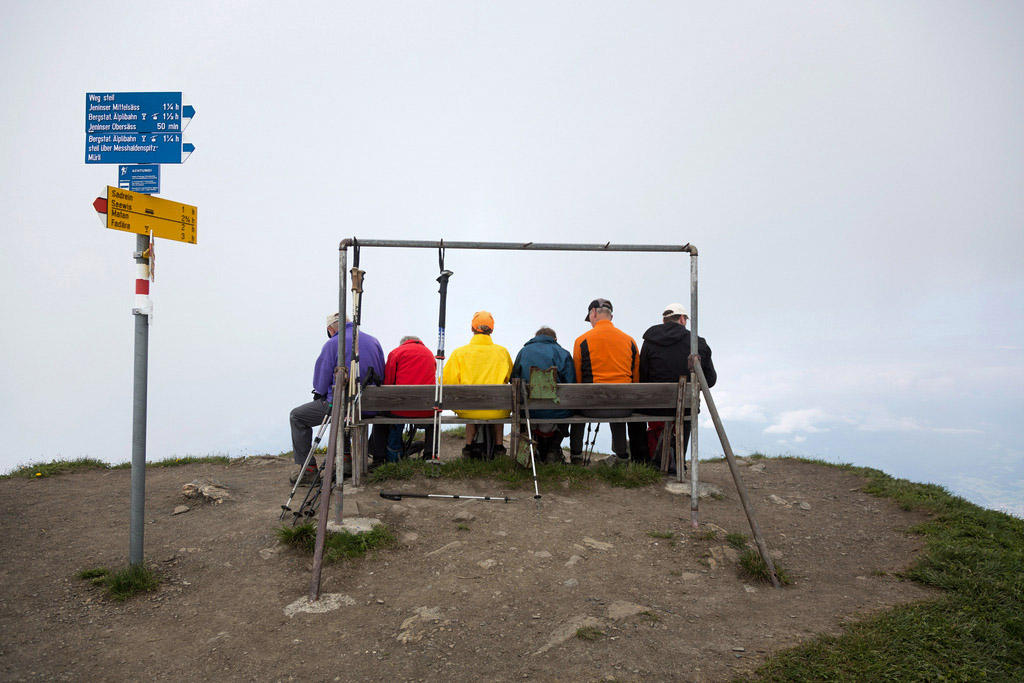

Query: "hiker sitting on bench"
(512, 326), (575, 463)
(383, 335), (437, 462)
(569, 298), (648, 465)
(442, 310), (513, 459)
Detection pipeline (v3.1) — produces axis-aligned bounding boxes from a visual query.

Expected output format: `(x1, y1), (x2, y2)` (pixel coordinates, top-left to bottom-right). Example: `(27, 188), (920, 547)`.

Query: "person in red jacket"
(383, 335), (437, 462)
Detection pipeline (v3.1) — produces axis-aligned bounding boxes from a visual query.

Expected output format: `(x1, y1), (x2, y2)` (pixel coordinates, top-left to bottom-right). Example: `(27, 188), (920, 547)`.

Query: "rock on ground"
(283, 593), (356, 617)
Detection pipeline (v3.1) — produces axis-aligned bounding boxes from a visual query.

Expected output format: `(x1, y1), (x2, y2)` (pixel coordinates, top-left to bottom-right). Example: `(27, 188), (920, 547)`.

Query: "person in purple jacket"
(288, 313), (385, 484)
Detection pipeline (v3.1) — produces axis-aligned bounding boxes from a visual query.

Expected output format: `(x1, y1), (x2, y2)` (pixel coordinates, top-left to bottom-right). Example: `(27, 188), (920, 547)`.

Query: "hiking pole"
(522, 390), (541, 501)
(349, 242), (366, 479)
(584, 422), (600, 465)
(431, 242), (453, 464)
(380, 491), (515, 503)
(280, 413), (330, 520)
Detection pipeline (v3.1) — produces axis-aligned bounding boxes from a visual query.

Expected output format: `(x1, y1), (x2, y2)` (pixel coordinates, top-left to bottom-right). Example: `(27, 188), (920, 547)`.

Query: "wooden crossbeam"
(360, 382), (681, 412)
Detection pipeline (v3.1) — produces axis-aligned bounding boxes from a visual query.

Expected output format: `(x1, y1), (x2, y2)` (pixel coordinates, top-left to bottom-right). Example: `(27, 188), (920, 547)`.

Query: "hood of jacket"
(524, 334), (558, 347)
(642, 322), (689, 347)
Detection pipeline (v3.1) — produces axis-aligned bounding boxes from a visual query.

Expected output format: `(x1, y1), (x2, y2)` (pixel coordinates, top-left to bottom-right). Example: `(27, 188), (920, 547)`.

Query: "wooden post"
(510, 379), (521, 461)
(674, 377), (686, 483)
(351, 424), (368, 487)
(693, 359), (780, 588)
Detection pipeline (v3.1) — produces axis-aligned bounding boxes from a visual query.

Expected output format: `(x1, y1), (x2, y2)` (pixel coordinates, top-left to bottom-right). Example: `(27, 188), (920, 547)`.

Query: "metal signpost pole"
(87, 91), (197, 567)
(688, 247), (700, 527)
(129, 233), (150, 565)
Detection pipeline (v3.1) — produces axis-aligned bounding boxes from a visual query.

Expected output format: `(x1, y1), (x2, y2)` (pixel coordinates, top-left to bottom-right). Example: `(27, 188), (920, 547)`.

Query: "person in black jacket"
(639, 303), (717, 466)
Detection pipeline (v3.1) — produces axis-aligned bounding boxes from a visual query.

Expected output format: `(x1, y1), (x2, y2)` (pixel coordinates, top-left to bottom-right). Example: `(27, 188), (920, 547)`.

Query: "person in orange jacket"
(569, 298), (648, 464)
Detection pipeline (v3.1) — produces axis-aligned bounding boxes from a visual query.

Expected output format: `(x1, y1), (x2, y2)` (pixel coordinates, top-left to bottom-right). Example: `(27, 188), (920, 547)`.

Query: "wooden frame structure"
(306, 239), (780, 600)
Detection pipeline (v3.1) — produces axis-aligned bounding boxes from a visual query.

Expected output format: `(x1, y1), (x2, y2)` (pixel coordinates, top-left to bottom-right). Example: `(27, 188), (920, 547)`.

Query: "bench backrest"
(360, 382), (682, 412)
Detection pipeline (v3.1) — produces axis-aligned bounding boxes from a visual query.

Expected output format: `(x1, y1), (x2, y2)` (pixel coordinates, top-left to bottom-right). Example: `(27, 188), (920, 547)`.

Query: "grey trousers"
(289, 398), (330, 465)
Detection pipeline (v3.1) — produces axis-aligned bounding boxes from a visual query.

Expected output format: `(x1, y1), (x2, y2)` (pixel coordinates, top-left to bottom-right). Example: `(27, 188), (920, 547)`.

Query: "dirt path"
(0, 448), (934, 681)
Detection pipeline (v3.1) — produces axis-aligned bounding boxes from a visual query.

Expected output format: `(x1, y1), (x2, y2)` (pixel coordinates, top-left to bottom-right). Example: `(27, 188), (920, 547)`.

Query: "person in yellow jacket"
(443, 310), (513, 458)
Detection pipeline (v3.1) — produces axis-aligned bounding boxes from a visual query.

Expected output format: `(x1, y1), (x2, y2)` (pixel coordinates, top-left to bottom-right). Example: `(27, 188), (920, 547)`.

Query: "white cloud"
(716, 403), (769, 423)
(857, 413), (983, 436)
(765, 408), (832, 434)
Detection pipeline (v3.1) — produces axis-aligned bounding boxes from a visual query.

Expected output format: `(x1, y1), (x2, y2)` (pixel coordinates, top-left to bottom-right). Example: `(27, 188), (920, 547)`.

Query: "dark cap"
(585, 298), (613, 321)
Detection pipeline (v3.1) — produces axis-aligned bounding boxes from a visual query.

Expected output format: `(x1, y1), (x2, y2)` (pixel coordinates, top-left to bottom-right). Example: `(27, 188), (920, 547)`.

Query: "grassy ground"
(369, 456), (662, 490)
(2, 454), (257, 479)
(76, 565), (160, 601)
(276, 522), (395, 563)
(748, 458), (1024, 681)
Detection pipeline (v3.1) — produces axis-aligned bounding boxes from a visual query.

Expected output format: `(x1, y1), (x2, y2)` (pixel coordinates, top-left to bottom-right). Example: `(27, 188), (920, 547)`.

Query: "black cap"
(585, 298), (613, 321)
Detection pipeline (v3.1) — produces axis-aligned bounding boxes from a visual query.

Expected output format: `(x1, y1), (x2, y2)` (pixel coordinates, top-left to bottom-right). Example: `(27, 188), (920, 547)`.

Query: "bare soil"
(0, 442), (935, 682)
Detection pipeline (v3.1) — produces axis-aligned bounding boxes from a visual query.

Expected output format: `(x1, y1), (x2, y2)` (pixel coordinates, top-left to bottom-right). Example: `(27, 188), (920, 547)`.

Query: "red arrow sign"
(93, 197), (108, 213)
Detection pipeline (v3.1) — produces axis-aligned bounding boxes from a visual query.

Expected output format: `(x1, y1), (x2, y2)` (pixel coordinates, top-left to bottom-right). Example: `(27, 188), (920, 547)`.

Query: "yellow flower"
(35, 472), (42, 477)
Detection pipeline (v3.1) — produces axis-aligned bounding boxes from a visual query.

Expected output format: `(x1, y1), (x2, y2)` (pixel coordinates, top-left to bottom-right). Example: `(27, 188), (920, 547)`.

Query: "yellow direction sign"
(105, 186), (197, 244)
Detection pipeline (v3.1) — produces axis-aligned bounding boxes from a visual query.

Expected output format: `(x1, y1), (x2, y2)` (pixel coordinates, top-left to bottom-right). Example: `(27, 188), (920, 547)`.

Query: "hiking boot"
(569, 452), (584, 466)
(492, 444), (507, 458)
(289, 464), (319, 486)
(461, 444), (476, 460)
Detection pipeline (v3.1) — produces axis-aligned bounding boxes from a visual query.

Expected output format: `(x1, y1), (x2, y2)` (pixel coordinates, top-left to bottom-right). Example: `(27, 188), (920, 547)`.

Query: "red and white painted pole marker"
(93, 194), (153, 317)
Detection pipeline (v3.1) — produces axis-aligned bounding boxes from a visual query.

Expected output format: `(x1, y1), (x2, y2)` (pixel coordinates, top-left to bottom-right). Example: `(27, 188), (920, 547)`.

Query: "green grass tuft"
(738, 548), (792, 586)
(748, 456), (1024, 681)
(726, 532), (749, 550)
(647, 530), (675, 540)
(442, 425), (467, 439)
(276, 522), (395, 563)
(78, 565), (158, 601)
(76, 567), (109, 580)
(4, 458), (110, 479)
(105, 564), (160, 600)
(693, 529), (717, 541)
(150, 455), (232, 467)
(575, 626), (604, 641)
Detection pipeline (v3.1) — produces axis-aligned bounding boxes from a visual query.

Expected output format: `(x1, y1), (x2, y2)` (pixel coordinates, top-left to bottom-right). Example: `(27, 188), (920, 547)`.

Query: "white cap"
(326, 312), (340, 327)
(662, 302), (687, 317)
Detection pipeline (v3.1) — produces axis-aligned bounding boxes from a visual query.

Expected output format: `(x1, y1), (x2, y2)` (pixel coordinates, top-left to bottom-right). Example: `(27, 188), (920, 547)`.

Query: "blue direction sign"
(86, 92), (182, 134)
(84, 92), (196, 164)
(118, 165), (161, 194)
(86, 131), (185, 164)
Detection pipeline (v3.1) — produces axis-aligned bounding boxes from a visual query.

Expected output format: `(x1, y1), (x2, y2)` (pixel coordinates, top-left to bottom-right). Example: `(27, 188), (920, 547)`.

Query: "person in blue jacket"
(288, 313), (385, 484)
(511, 327), (576, 463)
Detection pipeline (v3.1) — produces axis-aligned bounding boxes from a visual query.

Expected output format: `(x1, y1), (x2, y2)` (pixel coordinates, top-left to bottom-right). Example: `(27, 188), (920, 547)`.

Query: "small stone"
(172, 505), (190, 515)
(326, 517), (382, 534)
(680, 572), (701, 581)
(283, 593), (356, 617)
(400, 532), (419, 543)
(582, 537), (613, 551)
(606, 601), (646, 620)
(533, 550), (552, 559)
(563, 578), (579, 588)
(798, 501), (811, 511)
(564, 555), (583, 567)
(425, 541), (463, 557)
(259, 545), (283, 560)
(477, 559), (497, 569)
(453, 510), (476, 523)
(743, 584), (757, 593)
(732, 647), (746, 652)
(768, 494), (790, 507)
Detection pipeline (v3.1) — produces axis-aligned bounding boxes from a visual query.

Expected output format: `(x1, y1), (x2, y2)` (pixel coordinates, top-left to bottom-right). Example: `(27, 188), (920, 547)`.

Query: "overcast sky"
(1, 1), (1021, 516)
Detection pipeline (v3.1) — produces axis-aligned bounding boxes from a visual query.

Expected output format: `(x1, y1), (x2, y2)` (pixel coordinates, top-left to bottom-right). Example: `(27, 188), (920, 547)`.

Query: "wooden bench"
(348, 379), (693, 484)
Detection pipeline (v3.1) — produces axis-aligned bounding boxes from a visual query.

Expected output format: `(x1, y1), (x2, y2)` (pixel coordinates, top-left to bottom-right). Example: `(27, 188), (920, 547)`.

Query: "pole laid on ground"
(129, 233), (150, 566)
(380, 491), (514, 503)
(693, 359), (780, 588)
